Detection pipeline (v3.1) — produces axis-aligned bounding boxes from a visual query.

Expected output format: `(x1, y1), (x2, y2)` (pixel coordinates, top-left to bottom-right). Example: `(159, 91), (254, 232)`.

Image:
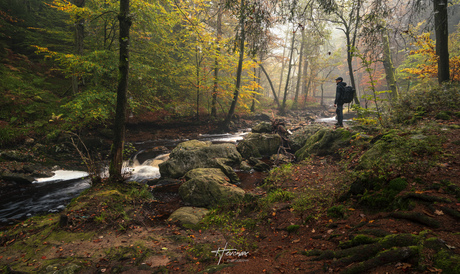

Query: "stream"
(0, 130), (251, 226)
(0, 116), (346, 226)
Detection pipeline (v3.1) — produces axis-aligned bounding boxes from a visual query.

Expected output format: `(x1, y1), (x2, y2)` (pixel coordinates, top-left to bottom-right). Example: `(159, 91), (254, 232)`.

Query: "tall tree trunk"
(251, 65), (256, 112)
(382, 30), (399, 99)
(260, 64), (280, 108)
(72, 0), (85, 94)
(195, 44), (201, 120)
(292, 28), (305, 110)
(281, 30), (296, 114)
(224, 0), (245, 128)
(277, 31), (289, 100)
(109, 0), (131, 181)
(303, 72), (312, 107)
(344, 0), (361, 105)
(211, 0), (223, 117)
(302, 59), (309, 104)
(434, 0), (449, 83)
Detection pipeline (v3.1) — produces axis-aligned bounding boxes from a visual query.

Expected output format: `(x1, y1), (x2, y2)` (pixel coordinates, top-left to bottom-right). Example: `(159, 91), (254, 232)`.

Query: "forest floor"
(1, 112), (459, 274)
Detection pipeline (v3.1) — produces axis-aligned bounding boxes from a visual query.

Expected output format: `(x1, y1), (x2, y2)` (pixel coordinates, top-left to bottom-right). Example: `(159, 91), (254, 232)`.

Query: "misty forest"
(1, 0), (460, 273)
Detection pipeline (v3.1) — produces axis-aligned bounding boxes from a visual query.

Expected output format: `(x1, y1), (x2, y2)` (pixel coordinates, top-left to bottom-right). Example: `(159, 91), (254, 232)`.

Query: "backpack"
(342, 86), (355, 104)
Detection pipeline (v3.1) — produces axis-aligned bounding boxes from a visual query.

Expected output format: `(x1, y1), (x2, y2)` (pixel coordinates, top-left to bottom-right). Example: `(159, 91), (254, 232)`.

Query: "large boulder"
(159, 140), (242, 178)
(168, 207), (209, 225)
(252, 121), (272, 133)
(287, 124), (327, 153)
(237, 133), (282, 159)
(295, 128), (353, 160)
(179, 168), (245, 207)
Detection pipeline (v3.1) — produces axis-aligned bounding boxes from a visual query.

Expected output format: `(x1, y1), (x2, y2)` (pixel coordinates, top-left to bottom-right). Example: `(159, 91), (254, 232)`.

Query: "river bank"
(2, 106), (459, 273)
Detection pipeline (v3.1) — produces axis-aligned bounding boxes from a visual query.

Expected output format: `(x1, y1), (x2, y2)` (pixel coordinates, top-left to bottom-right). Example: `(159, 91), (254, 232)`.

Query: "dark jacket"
(335, 81), (347, 105)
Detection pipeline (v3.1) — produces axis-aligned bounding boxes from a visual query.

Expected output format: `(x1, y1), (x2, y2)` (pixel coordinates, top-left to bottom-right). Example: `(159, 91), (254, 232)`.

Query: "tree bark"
(72, 0), (85, 94)
(260, 64), (280, 108)
(382, 30), (399, 99)
(251, 65), (256, 112)
(301, 59), (309, 105)
(195, 43), (201, 120)
(109, 0), (131, 181)
(277, 32), (289, 101)
(292, 27), (305, 110)
(281, 30), (296, 114)
(224, 0), (245, 128)
(434, 0), (449, 83)
(211, 0), (223, 117)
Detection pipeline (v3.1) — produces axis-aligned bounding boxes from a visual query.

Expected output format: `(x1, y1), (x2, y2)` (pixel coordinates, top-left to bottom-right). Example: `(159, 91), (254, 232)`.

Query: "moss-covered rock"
(179, 168), (245, 207)
(168, 207), (209, 225)
(159, 140), (242, 178)
(356, 130), (442, 177)
(251, 121), (272, 133)
(295, 128), (353, 160)
(358, 178), (408, 210)
(236, 133), (282, 159)
(287, 124), (326, 152)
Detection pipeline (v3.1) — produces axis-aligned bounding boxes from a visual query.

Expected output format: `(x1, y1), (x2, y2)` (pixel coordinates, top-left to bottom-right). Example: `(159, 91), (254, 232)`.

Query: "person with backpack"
(334, 77), (347, 127)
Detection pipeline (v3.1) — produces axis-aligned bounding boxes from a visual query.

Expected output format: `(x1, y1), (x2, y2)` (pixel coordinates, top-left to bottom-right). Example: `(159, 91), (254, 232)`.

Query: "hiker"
(334, 77), (346, 127)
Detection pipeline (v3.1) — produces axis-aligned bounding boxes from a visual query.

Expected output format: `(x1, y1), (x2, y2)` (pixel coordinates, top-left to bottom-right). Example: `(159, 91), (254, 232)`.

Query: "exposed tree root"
(400, 193), (452, 203)
(440, 206), (460, 221)
(387, 212), (440, 228)
(304, 234), (419, 267)
(303, 230), (460, 273)
(341, 246), (419, 274)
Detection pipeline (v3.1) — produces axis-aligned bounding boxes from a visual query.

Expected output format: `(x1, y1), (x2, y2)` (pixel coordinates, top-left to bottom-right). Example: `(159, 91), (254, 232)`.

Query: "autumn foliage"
(403, 33), (460, 81)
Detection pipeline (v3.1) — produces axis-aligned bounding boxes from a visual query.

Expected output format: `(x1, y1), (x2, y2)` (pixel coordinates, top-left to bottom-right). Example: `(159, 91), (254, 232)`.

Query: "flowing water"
(0, 171), (91, 225)
(0, 130), (250, 226)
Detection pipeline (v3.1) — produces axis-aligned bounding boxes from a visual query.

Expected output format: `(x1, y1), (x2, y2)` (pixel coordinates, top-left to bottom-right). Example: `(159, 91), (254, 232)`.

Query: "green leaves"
(61, 88), (116, 128)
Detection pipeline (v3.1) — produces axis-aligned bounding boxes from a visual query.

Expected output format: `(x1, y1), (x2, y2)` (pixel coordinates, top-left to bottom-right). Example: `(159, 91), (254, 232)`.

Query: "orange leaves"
(402, 32), (460, 81)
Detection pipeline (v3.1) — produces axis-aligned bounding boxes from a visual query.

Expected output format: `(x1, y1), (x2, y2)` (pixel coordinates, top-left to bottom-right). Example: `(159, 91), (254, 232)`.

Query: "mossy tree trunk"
(382, 29), (399, 100)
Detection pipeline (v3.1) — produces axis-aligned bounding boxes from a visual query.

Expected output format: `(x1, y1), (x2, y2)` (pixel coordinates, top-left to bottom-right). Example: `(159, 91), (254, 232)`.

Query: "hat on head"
(335, 77), (343, 81)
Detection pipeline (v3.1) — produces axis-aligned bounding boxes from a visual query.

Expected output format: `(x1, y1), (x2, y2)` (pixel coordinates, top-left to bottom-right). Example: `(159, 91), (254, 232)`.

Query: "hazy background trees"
(0, 0), (459, 145)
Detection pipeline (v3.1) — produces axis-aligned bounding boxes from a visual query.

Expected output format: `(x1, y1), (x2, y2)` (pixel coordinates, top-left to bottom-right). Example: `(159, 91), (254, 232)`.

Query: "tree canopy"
(0, 0), (459, 147)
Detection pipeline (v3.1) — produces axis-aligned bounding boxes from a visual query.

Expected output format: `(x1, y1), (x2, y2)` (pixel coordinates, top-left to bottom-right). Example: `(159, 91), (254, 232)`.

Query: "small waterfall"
(125, 153), (170, 182)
